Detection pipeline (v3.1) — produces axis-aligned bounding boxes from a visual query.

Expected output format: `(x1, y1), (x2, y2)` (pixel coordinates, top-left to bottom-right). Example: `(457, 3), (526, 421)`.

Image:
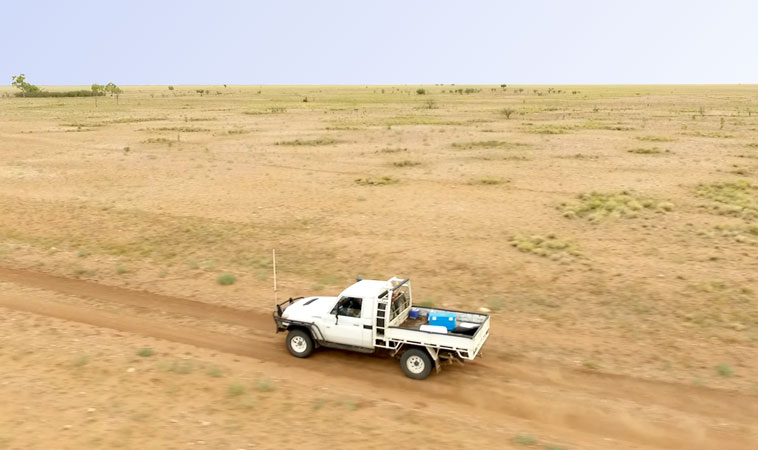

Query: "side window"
(332, 297), (363, 318)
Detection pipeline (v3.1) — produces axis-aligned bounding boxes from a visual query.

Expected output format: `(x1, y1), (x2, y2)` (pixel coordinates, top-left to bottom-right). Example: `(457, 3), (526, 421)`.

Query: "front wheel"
(400, 348), (433, 380)
(286, 329), (314, 358)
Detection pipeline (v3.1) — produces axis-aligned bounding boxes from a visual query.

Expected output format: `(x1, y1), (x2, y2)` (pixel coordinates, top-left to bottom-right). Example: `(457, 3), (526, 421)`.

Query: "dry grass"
(560, 191), (674, 222)
(354, 176), (399, 186)
(509, 233), (580, 263)
(695, 180), (757, 220)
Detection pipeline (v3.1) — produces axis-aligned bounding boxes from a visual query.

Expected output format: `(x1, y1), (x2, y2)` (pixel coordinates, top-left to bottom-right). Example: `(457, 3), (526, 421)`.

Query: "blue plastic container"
(408, 308), (420, 319)
(428, 311), (457, 331)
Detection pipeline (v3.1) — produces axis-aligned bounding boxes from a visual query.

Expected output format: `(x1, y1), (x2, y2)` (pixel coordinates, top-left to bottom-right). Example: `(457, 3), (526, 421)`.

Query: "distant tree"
(11, 74), (40, 96)
(105, 82), (122, 104)
(167, 85), (174, 90)
(91, 83), (105, 106)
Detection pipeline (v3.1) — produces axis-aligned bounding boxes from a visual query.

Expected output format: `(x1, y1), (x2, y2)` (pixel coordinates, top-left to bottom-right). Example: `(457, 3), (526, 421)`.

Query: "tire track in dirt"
(0, 266), (270, 328)
(1, 266), (756, 449)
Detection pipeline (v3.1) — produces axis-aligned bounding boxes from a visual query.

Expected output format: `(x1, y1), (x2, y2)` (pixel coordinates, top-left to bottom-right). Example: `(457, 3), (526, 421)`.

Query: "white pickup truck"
(273, 277), (490, 379)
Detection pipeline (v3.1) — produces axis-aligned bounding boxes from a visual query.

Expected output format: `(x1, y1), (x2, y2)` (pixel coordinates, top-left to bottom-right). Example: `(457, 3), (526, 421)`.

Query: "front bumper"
(272, 297), (302, 332)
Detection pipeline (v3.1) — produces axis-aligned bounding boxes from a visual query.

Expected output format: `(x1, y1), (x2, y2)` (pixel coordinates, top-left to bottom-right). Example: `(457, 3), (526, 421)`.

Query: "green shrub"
(137, 348), (154, 357)
(228, 383), (246, 397)
(416, 88), (426, 95)
(73, 355), (89, 367)
(513, 435), (536, 445)
(716, 362), (733, 377)
(255, 377), (275, 392)
(217, 274), (237, 285)
(15, 90), (104, 98)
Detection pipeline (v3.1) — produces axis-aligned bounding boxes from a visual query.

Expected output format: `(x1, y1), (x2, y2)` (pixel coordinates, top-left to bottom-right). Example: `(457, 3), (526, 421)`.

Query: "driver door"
(321, 297), (372, 348)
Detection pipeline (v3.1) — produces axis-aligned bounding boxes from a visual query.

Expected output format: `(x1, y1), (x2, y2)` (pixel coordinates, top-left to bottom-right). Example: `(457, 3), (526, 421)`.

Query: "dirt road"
(1, 266), (754, 449)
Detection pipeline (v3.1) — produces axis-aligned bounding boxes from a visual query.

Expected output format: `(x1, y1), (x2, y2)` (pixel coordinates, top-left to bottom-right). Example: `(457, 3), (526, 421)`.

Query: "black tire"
(286, 329), (314, 358)
(400, 348), (433, 380)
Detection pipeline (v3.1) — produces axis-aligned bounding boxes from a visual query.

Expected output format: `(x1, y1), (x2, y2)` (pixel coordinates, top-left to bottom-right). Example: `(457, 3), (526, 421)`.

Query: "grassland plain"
(1, 84), (757, 449)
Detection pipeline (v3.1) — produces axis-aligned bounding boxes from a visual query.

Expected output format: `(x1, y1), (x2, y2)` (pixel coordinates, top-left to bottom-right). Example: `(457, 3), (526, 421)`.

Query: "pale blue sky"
(2, 0), (756, 85)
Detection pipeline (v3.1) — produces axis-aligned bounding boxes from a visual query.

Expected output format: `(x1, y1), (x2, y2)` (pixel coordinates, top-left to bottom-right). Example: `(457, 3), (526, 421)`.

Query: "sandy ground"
(0, 85), (756, 449)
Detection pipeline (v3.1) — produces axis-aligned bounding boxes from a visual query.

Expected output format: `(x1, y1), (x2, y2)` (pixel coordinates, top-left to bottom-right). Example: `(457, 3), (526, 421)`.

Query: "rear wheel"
(286, 329), (314, 358)
(400, 348), (433, 380)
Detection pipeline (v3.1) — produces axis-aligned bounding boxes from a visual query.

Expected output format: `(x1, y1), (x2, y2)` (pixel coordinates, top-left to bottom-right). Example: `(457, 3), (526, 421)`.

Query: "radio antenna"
(272, 249), (278, 307)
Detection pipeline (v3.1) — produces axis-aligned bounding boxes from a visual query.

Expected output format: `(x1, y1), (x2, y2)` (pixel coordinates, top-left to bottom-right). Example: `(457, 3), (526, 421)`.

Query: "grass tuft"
(509, 234), (579, 263)
(637, 135), (675, 142)
(695, 180), (757, 220)
(560, 191), (673, 222)
(137, 348), (154, 357)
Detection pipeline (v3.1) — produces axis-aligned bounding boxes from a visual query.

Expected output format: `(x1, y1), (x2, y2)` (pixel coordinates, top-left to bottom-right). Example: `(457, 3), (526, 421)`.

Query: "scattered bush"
(627, 147), (664, 154)
(228, 383), (246, 397)
(695, 180), (757, 220)
(513, 435), (537, 446)
(509, 233), (579, 263)
(73, 355), (89, 367)
(150, 126), (208, 133)
(255, 377), (275, 392)
(16, 90), (104, 98)
(416, 88), (426, 95)
(709, 223), (758, 246)
(501, 108), (516, 119)
(637, 135), (675, 142)
(392, 160), (420, 167)
(275, 138), (336, 146)
(143, 137), (173, 144)
(165, 360), (194, 374)
(716, 362), (733, 377)
(137, 348), (154, 357)
(355, 176), (398, 186)
(560, 191), (673, 221)
(471, 177), (509, 185)
(452, 140), (527, 150)
(217, 274), (237, 285)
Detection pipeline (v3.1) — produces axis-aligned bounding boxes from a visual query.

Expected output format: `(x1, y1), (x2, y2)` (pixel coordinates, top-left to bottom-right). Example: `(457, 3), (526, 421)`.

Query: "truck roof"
(339, 279), (389, 299)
